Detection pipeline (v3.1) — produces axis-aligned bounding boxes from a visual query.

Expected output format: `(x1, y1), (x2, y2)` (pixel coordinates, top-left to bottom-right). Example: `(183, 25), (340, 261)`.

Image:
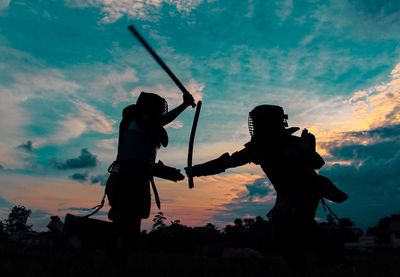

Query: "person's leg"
(311, 224), (354, 270)
(121, 218), (141, 255)
(107, 217), (141, 265)
(275, 221), (310, 275)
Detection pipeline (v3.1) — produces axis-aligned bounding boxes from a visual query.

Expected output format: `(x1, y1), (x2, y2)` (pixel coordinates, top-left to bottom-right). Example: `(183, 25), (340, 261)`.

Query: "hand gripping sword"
(128, 25), (200, 188)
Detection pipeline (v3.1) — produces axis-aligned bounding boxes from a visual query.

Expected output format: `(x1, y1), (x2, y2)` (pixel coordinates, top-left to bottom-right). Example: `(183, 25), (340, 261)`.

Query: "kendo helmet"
(136, 92), (168, 116)
(248, 105), (288, 136)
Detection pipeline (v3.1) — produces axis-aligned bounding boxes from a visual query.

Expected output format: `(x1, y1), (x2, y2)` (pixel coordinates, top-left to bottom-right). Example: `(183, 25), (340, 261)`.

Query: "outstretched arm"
(153, 160), (185, 182)
(186, 147), (252, 177)
(161, 93), (195, 126)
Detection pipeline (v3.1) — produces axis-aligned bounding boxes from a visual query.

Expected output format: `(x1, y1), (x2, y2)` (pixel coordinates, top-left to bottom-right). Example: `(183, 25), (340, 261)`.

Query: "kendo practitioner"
(106, 91), (194, 260)
(186, 105), (352, 274)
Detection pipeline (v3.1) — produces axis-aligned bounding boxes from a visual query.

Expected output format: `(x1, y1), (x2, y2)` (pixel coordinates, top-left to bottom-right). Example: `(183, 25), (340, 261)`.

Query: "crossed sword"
(128, 25), (201, 189)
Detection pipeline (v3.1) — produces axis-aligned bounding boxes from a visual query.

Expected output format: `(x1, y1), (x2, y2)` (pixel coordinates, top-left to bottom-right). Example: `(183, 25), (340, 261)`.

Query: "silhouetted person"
(186, 105), (351, 274)
(106, 91), (194, 261)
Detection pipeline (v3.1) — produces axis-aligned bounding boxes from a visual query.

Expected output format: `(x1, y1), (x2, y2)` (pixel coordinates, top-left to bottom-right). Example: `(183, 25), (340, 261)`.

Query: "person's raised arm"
(300, 128), (325, 169)
(161, 93), (194, 126)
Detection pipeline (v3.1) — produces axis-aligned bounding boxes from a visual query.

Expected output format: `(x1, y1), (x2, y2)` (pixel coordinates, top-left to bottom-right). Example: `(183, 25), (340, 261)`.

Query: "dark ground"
(1, 241), (399, 277)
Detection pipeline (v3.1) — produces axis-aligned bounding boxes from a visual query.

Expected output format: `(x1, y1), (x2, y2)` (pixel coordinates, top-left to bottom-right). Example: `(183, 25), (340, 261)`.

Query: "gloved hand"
(173, 170), (185, 181)
(300, 128), (316, 152)
(153, 161), (185, 182)
(185, 166), (195, 177)
(185, 165), (206, 177)
(183, 92), (195, 107)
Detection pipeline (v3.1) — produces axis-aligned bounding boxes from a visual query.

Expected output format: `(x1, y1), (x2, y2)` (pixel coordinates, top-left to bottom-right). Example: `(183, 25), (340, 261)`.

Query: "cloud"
(72, 100), (115, 133)
(65, 0), (205, 23)
(212, 177), (276, 225)
(165, 120), (183, 129)
(325, 124), (400, 162)
(279, 62), (400, 156)
(69, 171), (89, 182)
(0, 196), (13, 208)
(173, 0), (203, 14)
(275, 0), (293, 22)
(0, 86), (29, 167)
(90, 174), (109, 186)
(346, 73), (400, 130)
(128, 79), (204, 107)
(1, 48), (80, 102)
(12, 70), (80, 99)
(68, 170), (108, 185)
(53, 148), (98, 169)
(17, 140), (33, 153)
(96, 138), (117, 150)
(245, 0), (254, 18)
(0, 0), (10, 10)
(41, 100), (115, 145)
(245, 178), (275, 199)
(320, 152), (400, 228)
(93, 68), (139, 106)
(0, 46), (82, 165)
(318, 123), (400, 228)
(311, 0), (400, 41)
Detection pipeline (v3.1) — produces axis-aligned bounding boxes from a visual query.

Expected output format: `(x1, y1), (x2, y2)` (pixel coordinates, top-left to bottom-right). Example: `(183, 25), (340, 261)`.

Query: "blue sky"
(0, 0), (399, 231)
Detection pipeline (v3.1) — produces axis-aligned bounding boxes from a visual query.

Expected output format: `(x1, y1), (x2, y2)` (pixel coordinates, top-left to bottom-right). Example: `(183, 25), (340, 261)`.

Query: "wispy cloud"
(93, 68), (139, 106)
(0, 88), (28, 167)
(65, 0), (205, 23)
(311, 0), (400, 41)
(0, 0), (10, 10)
(0, 196), (13, 208)
(307, 62), (400, 156)
(128, 79), (204, 107)
(275, 0), (293, 22)
(40, 100), (115, 145)
(12, 70), (79, 100)
(0, 46), (83, 166)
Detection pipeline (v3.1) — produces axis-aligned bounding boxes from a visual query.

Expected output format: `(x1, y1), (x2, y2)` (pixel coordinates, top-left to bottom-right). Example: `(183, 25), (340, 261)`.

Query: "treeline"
(1, 205), (398, 255)
(138, 212), (363, 254)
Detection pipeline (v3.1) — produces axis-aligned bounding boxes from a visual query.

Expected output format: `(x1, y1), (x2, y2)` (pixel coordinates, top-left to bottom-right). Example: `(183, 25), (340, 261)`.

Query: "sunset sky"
(0, 0), (399, 231)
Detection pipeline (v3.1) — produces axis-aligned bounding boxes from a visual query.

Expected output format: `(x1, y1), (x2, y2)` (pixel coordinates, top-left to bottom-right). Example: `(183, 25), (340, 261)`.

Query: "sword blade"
(188, 100), (202, 189)
(128, 25), (195, 108)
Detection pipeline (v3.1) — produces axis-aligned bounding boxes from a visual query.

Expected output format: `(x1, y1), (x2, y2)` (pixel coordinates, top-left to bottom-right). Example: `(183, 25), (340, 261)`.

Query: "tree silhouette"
(152, 211), (167, 230)
(319, 216), (363, 243)
(5, 205), (32, 236)
(0, 220), (5, 240)
(368, 213), (400, 241)
(243, 217), (255, 230)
